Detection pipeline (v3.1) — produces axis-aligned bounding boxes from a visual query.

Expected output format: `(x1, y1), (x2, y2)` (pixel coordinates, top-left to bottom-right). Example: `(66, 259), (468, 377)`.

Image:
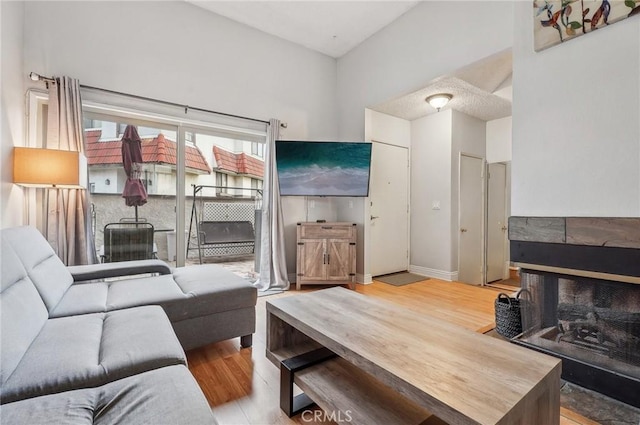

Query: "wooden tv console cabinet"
(295, 222), (356, 290)
(266, 288), (562, 425)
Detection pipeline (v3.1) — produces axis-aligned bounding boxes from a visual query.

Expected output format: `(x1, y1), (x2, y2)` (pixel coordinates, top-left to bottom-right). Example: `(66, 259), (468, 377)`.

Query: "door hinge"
(297, 242), (304, 245)
(349, 273), (356, 277)
(297, 273), (304, 277)
(349, 242), (356, 246)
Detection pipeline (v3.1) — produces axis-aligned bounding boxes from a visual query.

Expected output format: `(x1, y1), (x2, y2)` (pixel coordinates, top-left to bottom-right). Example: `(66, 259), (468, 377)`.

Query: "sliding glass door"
(83, 113), (178, 264)
(29, 89), (267, 271)
(180, 128), (265, 279)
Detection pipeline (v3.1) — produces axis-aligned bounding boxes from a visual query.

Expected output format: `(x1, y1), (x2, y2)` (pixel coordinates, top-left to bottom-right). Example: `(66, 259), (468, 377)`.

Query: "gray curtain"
(254, 119), (290, 291)
(46, 76), (96, 265)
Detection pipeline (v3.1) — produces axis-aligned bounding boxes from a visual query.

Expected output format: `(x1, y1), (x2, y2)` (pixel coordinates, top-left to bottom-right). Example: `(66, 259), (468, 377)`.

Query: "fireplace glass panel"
(519, 271), (640, 381)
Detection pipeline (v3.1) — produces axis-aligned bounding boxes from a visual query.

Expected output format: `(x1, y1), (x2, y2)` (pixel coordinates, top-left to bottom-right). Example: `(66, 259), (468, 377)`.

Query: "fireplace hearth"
(509, 217), (640, 408)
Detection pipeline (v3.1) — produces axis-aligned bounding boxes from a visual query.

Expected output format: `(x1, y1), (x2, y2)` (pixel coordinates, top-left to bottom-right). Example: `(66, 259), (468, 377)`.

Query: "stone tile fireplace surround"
(508, 217), (640, 408)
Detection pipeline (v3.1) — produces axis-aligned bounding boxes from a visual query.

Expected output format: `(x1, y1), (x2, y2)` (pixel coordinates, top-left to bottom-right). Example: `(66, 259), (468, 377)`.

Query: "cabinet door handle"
(326, 253), (330, 264)
(323, 253), (327, 264)
(321, 226), (333, 229)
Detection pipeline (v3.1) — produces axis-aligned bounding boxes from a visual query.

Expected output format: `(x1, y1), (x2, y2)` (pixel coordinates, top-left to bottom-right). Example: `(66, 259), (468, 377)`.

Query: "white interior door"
(369, 142), (409, 276)
(458, 154), (484, 285)
(486, 163), (508, 283)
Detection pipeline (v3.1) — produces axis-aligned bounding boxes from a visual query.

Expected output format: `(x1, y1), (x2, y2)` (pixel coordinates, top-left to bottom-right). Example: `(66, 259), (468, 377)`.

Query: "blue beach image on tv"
(275, 141), (372, 197)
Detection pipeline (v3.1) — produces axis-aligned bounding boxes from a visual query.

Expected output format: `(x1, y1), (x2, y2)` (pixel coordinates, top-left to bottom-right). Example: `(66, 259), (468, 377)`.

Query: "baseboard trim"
(357, 273), (372, 284)
(409, 265), (458, 282)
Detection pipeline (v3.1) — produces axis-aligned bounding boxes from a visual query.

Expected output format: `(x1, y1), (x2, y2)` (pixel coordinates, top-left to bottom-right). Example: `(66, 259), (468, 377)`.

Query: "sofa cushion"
(49, 274), (190, 319)
(169, 264), (257, 319)
(0, 365), (217, 425)
(50, 265), (257, 324)
(49, 275), (187, 319)
(49, 281), (109, 317)
(106, 274), (186, 311)
(0, 306), (186, 404)
(1, 226), (73, 311)
(0, 238), (49, 386)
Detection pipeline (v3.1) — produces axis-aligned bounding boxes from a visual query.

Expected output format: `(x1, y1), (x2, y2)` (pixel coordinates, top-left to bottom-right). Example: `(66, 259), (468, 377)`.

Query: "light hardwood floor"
(186, 279), (595, 425)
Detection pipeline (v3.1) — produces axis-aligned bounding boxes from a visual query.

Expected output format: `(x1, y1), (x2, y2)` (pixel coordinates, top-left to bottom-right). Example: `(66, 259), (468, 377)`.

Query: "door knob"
(371, 215), (379, 220)
(460, 228), (468, 233)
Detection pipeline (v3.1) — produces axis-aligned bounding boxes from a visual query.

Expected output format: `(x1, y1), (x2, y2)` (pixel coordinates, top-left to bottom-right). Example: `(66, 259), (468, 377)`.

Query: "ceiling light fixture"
(425, 93), (453, 112)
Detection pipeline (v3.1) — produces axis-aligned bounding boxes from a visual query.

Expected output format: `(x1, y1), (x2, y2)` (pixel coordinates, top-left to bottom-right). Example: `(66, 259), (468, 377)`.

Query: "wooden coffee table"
(266, 287), (561, 425)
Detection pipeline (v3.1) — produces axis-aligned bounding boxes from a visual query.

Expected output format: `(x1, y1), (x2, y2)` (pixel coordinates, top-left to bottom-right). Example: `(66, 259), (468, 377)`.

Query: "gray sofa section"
(1, 365), (216, 425)
(2, 226), (257, 351)
(1, 306), (185, 404)
(1, 226), (261, 423)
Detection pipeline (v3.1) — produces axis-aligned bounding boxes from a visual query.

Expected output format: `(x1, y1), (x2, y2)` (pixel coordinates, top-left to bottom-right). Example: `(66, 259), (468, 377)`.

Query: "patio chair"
(102, 222), (156, 263)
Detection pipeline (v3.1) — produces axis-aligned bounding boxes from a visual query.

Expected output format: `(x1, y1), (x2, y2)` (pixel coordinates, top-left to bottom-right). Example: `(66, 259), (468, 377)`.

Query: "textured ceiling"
(372, 50), (513, 122)
(186, 1), (419, 58)
(372, 76), (512, 122)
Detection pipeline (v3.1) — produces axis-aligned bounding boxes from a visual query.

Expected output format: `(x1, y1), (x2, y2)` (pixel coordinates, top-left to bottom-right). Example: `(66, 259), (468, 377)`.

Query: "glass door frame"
(82, 102), (267, 267)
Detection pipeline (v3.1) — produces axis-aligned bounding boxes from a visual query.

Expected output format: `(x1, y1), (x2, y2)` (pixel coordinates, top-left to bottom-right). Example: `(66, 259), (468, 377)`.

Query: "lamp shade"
(13, 147), (87, 189)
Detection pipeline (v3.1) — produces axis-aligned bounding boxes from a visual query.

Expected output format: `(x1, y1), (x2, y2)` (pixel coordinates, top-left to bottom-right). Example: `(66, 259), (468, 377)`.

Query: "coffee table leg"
(279, 347), (336, 417)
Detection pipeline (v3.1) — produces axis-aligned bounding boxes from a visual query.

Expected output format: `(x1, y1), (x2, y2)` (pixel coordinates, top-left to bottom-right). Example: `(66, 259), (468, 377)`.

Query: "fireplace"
(509, 217), (640, 408)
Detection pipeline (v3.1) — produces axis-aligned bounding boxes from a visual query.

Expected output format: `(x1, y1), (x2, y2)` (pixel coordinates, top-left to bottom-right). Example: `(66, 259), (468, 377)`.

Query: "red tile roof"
(213, 146), (263, 178)
(86, 131), (210, 174)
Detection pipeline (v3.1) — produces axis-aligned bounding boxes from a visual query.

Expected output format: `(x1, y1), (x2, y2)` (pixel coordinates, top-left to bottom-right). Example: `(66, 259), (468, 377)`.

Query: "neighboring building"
(85, 128), (264, 198)
(212, 146), (264, 197)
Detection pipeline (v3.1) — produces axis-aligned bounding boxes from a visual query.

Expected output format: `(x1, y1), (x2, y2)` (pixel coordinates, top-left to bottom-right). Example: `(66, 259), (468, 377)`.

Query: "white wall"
(487, 116), (512, 163)
(338, 2), (512, 281)
(410, 110), (453, 277)
(409, 110), (486, 280)
(450, 111), (487, 273)
(337, 1), (513, 141)
(512, 2), (640, 216)
(89, 169), (119, 194)
(1, 1), (26, 228)
(18, 1), (340, 273)
(23, 1), (338, 142)
(364, 109), (411, 148)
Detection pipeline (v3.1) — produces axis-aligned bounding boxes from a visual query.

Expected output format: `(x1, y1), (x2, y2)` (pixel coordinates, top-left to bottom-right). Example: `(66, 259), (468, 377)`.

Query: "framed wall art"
(534, 0), (640, 51)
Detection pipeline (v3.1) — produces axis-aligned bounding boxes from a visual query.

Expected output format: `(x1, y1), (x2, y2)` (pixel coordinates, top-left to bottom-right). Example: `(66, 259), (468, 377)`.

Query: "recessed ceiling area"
(186, 1), (419, 58)
(371, 49), (513, 122)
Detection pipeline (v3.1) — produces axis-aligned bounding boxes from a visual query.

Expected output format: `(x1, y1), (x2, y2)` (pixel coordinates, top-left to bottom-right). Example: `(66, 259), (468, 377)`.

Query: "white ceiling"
(188, 2), (512, 122)
(186, 1), (419, 58)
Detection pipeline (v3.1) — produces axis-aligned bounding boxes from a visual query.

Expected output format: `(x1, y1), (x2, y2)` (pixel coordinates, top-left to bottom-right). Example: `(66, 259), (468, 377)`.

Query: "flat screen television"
(275, 141), (372, 197)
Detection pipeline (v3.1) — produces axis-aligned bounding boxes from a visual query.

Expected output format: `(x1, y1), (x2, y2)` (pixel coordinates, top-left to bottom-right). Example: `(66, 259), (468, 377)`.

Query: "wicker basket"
(494, 291), (524, 339)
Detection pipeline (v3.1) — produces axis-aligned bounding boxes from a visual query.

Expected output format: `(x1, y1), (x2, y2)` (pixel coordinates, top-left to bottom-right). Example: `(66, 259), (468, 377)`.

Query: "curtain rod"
(29, 72), (284, 127)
